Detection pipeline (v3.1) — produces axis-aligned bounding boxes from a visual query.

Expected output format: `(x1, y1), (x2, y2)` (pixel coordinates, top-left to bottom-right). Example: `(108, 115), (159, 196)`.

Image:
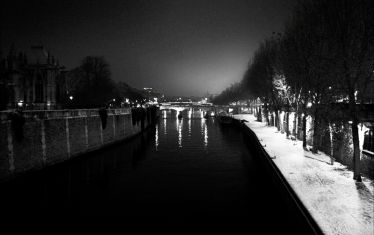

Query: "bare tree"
(242, 38), (282, 125)
(281, 0), (337, 151)
(324, 0), (374, 181)
(68, 56), (116, 108)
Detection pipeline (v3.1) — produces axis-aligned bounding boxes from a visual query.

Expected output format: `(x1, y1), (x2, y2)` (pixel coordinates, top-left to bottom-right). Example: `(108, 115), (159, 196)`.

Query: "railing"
(0, 108), (131, 121)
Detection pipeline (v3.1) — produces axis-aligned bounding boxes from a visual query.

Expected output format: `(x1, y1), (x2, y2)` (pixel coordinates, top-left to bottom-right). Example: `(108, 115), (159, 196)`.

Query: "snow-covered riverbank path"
(234, 114), (374, 235)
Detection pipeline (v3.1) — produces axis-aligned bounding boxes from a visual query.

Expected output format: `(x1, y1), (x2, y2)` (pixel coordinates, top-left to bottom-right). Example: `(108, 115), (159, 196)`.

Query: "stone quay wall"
(0, 108), (154, 181)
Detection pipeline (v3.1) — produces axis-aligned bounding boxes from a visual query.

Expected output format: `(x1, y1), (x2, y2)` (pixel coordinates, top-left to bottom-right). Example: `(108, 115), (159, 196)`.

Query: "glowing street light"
(17, 100), (24, 107)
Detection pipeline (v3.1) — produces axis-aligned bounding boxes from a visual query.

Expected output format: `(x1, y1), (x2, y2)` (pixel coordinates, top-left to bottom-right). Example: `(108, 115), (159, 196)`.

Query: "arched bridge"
(159, 102), (253, 118)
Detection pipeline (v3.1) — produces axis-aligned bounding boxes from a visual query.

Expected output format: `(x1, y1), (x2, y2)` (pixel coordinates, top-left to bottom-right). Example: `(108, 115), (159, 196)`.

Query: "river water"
(1, 110), (312, 230)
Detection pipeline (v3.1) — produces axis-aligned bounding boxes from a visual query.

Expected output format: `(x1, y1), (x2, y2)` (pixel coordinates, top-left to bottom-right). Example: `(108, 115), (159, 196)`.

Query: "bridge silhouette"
(159, 102), (253, 118)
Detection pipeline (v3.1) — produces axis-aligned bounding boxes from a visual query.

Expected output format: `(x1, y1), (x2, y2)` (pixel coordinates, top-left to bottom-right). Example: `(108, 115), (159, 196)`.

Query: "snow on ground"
(234, 114), (374, 235)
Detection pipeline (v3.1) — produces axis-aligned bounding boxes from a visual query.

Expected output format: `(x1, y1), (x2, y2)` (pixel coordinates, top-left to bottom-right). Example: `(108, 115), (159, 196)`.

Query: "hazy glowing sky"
(1, 0), (296, 96)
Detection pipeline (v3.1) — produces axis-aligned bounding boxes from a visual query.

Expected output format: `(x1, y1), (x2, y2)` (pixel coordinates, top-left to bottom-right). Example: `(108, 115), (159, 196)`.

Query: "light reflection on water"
(188, 119), (191, 137)
(204, 121), (208, 148)
(155, 124), (159, 150)
(158, 109), (209, 150)
(201, 118), (208, 148)
(178, 119), (183, 148)
(163, 117), (167, 135)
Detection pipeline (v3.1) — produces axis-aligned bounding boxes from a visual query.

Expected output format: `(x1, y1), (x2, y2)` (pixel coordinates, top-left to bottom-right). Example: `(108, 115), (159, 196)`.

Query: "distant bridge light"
(17, 100), (24, 107)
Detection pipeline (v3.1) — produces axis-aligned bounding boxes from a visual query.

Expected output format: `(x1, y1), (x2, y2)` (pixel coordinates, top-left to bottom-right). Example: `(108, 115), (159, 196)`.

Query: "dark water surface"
(1, 113), (307, 230)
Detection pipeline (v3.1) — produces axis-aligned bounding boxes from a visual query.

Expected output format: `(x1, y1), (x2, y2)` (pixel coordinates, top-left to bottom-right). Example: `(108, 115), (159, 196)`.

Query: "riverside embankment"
(234, 114), (374, 235)
(0, 107), (157, 181)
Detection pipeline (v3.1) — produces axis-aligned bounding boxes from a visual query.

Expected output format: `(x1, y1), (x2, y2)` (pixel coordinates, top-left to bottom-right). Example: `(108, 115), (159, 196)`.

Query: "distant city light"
(17, 100), (24, 107)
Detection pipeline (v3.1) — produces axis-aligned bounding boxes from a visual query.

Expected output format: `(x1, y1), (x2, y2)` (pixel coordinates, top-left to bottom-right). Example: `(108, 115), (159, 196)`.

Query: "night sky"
(1, 0), (296, 97)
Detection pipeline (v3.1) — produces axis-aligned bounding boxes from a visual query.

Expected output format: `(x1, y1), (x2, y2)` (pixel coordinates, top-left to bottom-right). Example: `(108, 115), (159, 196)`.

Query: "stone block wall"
(44, 118), (68, 165)
(87, 116), (102, 148)
(0, 108), (153, 181)
(0, 122), (10, 176)
(13, 121), (44, 174)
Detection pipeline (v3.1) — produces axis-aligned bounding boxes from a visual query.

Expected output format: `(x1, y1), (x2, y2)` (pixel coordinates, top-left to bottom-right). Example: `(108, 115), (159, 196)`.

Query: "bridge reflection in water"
(0, 109), (316, 233)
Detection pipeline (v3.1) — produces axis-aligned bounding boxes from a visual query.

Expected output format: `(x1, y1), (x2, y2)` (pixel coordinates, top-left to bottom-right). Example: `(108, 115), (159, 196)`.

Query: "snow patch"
(234, 114), (374, 235)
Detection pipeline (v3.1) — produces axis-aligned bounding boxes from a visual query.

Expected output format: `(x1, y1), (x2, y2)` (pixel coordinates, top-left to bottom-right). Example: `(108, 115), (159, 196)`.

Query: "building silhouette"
(0, 45), (67, 110)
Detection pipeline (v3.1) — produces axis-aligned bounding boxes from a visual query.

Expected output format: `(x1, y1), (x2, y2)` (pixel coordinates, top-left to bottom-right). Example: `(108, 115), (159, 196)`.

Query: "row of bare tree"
(213, 0), (374, 181)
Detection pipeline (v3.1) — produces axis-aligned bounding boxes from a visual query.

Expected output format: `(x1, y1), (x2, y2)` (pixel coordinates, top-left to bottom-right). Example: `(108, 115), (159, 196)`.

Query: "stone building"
(0, 45), (67, 110)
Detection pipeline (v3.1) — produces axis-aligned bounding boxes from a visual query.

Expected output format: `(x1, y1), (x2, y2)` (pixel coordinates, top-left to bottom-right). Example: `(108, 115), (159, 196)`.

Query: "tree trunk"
(328, 122), (334, 165)
(351, 118), (361, 181)
(258, 107), (262, 122)
(286, 111), (290, 138)
(348, 90), (361, 181)
(264, 103), (270, 125)
(312, 109), (319, 153)
(302, 113), (307, 149)
(275, 110), (280, 131)
(292, 112), (297, 136)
